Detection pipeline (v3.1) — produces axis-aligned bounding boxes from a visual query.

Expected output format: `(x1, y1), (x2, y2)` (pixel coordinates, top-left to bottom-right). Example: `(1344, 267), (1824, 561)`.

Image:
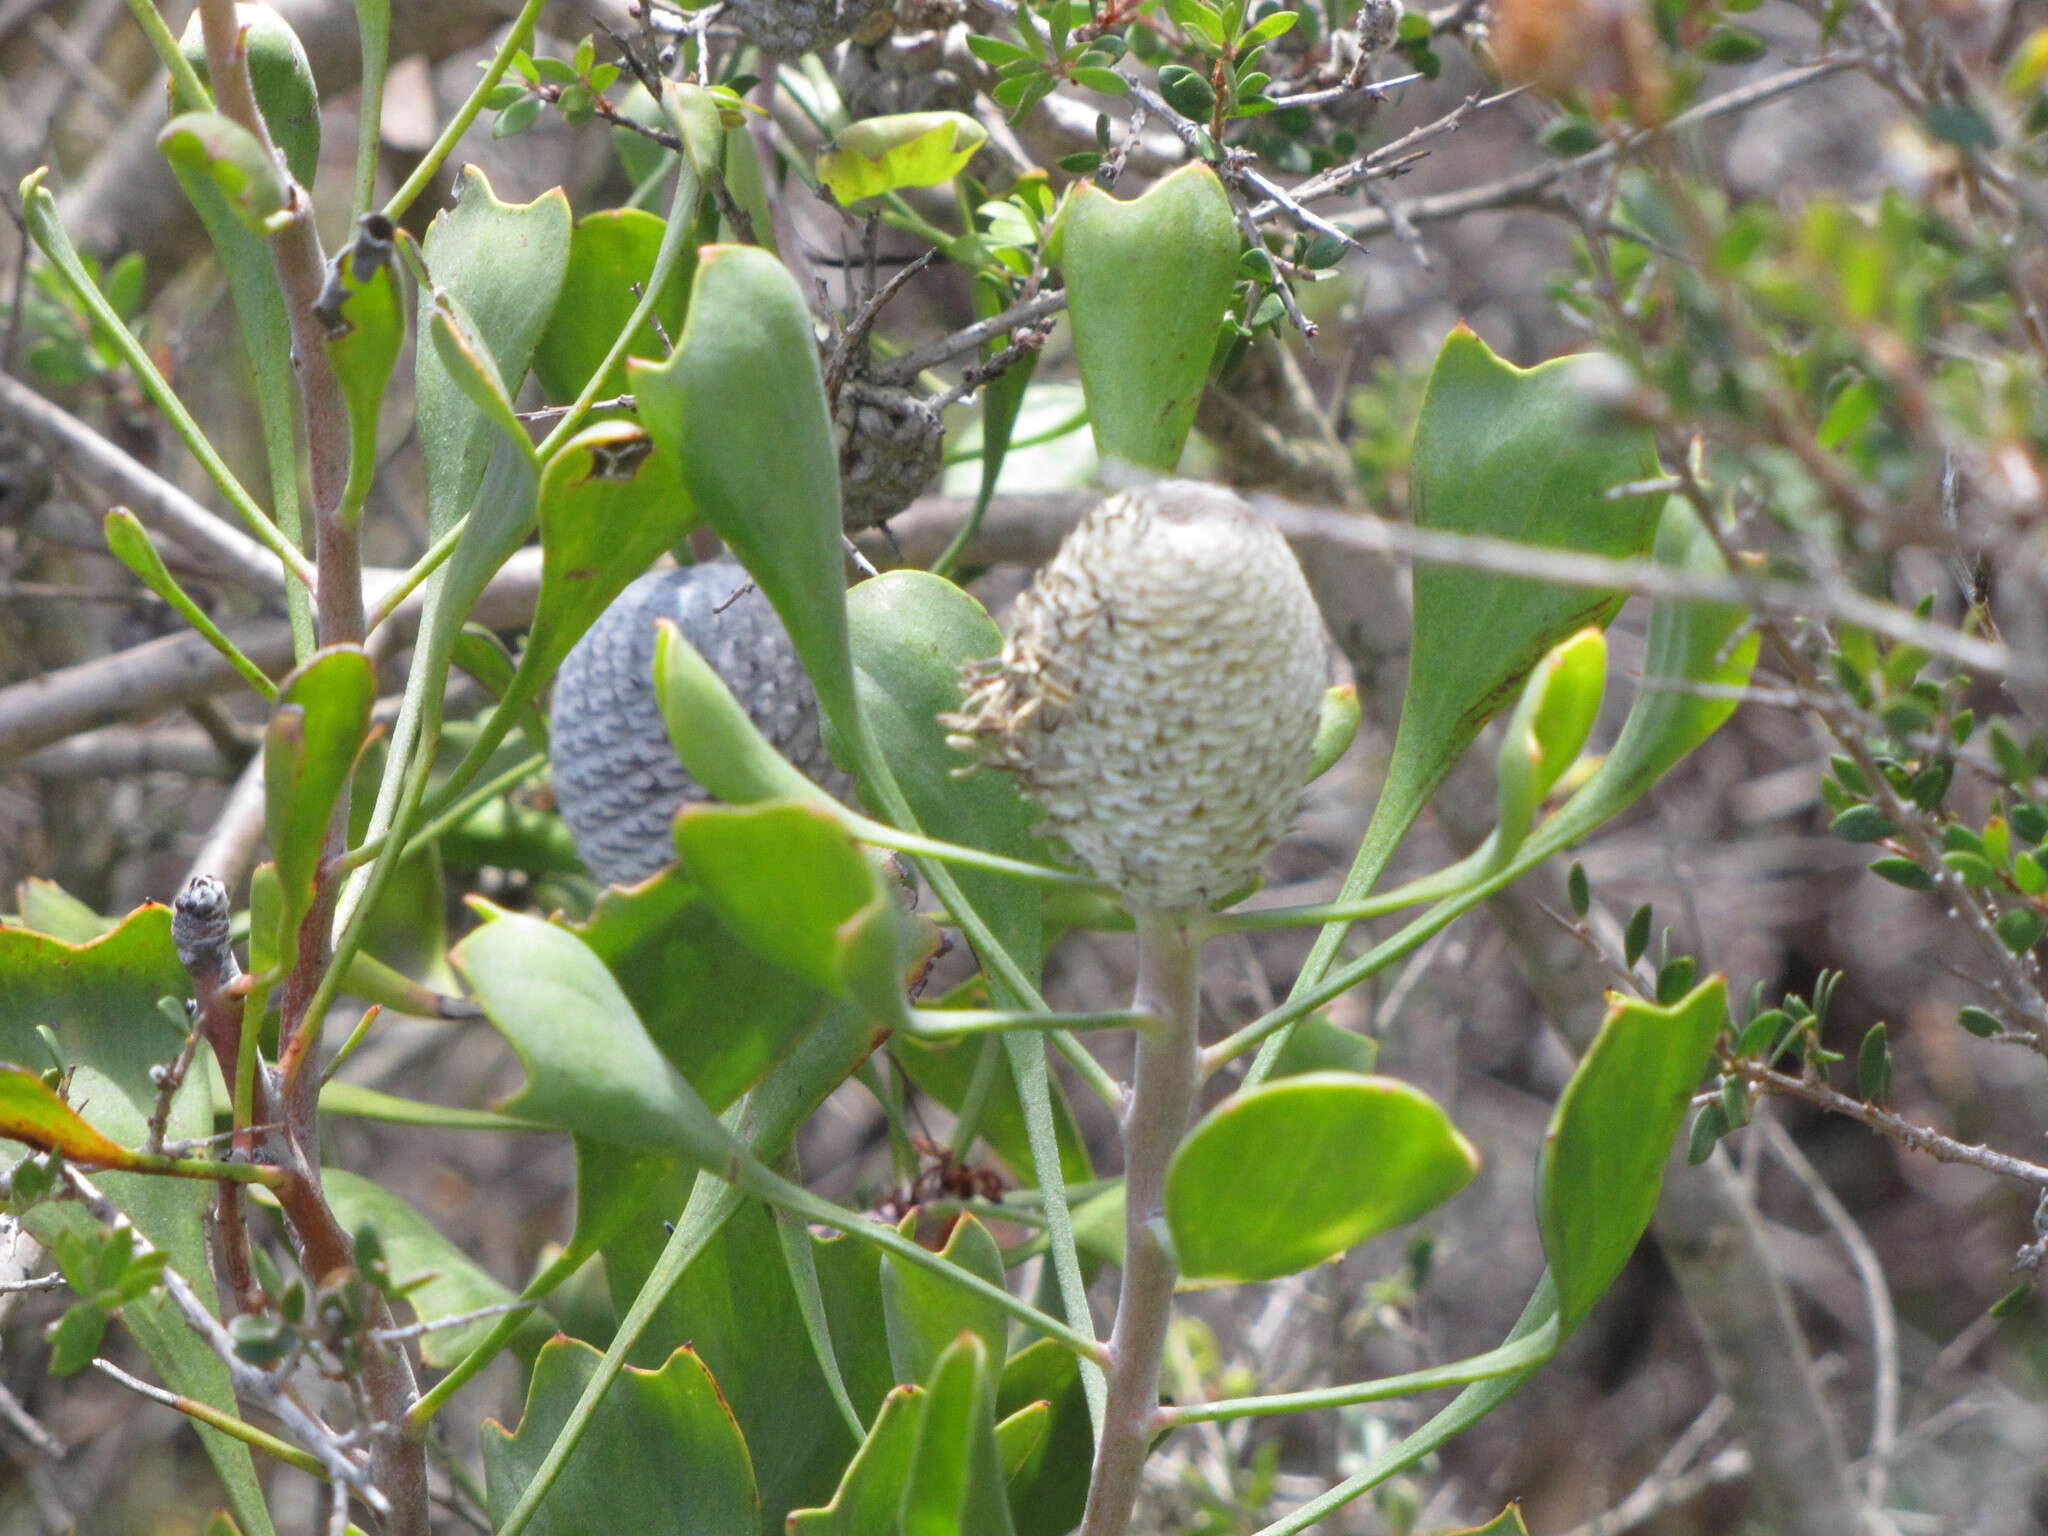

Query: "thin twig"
(1758, 1118), (1901, 1506)
(1728, 1057), (2048, 1192)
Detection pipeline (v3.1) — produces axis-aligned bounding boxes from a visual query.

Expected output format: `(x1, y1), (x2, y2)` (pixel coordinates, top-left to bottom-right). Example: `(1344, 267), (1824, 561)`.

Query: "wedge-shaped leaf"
(416, 167), (570, 539)
(158, 113), (289, 231)
(264, 646), (374, 931)
(654, 620), (840, 806)
(996, 1339), (1092, 1536)
(1540, 976), (1728, 1329)
(453, 420), (699, 787)
(1495, 627), (1606, 850)
(449, 904), (739, 1167)
(819, 112), (988, 204)
(847, 572), (1045, 986)
(599, 1193), (893, 1525)
(1269, 1011), (1379, 1077)
(103, 510), (274, 700)
(882, 1213), (1009, 1385)
(1524, 499), (1761, 847)
(994, 1400), (1048, 1478)
(427, 291), (530, 453)
(323, 238), (403, 509)
(1166, 1072), (1478, 1285)
(482, 1337), (758, 1536)
(1047, 162), (1239, 474)
(0, 1066), (154, 1170)
(321, 1170), (536, 1369)
(495, 1004), (888, 1536)
(1370, 328), (1663, 882)
(533, 209), (696, 408)
(559, 865), (828, 1114)
(789, 1385), (924, 1535)
(631, 245), (855, 728)
(177, 2), (321, 185)
(1254, 336), (1666, 1081)
(0, 909), (270, 1535)
(672, 800), (910, 1018)
(902, 1332), (1015, 1536)
(13, 879), (112, 942)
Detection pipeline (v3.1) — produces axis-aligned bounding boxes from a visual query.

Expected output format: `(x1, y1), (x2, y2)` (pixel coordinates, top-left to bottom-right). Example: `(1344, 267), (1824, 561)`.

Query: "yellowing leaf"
(818, 113), (988, 204)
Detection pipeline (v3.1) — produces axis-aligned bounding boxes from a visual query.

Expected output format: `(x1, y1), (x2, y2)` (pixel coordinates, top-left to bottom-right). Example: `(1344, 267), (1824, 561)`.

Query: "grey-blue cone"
(548, 561), (844, 887)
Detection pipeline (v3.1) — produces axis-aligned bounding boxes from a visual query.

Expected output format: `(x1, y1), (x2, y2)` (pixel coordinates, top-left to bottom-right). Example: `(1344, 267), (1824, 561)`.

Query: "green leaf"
(0, 1065), (162, 1171)
(1241, 10), (1298, 44)
(47, 1301), (110, 1377)
(882, 1214), (1010, 1384)
(1685, 1100), (1730, 1166)
(819, 112), (989, 204)
(1492, 627), (1606, 854)
(846, 572), (1045, 985)
(1046, 162), (1240, 473)
(455, 418), (697, 788)
(321, 233), (404, 513)
(14, 879), (113, 942)
(0, 909), (272, 1535)
(652, 620), (841, 808)
(482, 1337), (758, 1535)
(1166, 1072), (1478, 1285)
(416, 167), (572, 543)
(1253, 333), (1664, 1082)
(1830, 804), (1896, 843)
(321, 1170), (535, 1368)
(558, 866), (831, 1113)
(993, 1400), (1048, 1477)
(790, 1385), (925, 1534)
(1268, 1012), (1378, 1077)
(177, 3), (321, 185)
(1996, 907), (2045, 952)
(102, 509), (276, 700)
(157, 112), (291, 231)
(995, 1339), (1092, 1536)
(1698, 24), (1767, 63)
(902, 1332), (1015, 1536)
(598, 1191), (892, 1524)
(1539, 115), (1603, 156)
(1528, 499), (1759, 845)
(426, 290), (530, 452)
(1856, 1022), (1892, 1102)
(673, 800), (911, 1022)
(1567, 862), (1590, 918)
(1958, 1005), (2004, 1038)
(531, 209), (697, 409)
(1309, 684), (1361, 782)
(1156, 62), (1218, 118)
(1378, 330), (1662, 878)
(1869, 855), (1935, 891)
(264, 647), (375, 934)
(1539, 977), (1728, 1330)
(631, 245), (855, 730)
(449, 905), (741, 1167)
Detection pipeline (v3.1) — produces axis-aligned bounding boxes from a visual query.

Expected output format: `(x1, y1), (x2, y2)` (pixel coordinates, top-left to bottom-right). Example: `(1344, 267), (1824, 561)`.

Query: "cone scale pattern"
(947, 481), (1328, 913)
(549, 562), (842, 887)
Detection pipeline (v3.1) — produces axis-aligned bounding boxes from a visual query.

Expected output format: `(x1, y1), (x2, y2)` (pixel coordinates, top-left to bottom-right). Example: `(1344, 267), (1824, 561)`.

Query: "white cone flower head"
(947, 481), (1329, 913)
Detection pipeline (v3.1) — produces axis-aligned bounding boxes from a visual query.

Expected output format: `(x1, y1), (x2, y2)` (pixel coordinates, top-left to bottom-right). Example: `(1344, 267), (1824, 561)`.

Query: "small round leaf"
(1165, 1072), (1478, 1285)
